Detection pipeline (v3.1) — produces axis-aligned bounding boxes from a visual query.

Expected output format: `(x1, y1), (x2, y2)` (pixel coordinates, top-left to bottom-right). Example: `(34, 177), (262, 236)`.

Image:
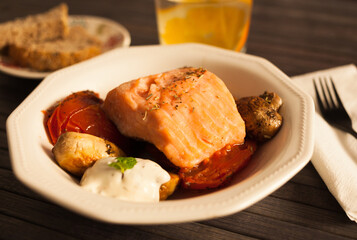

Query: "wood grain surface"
(0, 0), (356, 239)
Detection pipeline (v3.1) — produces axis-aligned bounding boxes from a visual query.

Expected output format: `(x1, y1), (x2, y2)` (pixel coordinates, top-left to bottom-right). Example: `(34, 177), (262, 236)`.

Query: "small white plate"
(0, 15), (131, 79)
(7, 44), (315, 224)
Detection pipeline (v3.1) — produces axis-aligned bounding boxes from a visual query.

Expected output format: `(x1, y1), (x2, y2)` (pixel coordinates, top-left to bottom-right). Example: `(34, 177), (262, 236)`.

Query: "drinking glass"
(155, 0), (253, 52)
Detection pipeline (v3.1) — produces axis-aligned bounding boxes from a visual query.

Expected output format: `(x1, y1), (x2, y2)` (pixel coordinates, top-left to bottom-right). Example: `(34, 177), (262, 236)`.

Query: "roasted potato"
(52, 132), (125, 176)
(159, 172), (180, 200)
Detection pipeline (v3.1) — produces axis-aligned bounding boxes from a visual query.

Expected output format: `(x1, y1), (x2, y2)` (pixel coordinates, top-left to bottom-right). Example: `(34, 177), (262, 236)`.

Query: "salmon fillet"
(103, 67), (246, 168)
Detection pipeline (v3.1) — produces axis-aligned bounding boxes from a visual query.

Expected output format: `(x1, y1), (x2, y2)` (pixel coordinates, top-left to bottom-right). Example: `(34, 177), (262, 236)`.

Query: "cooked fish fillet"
(103, 67), (246, 168)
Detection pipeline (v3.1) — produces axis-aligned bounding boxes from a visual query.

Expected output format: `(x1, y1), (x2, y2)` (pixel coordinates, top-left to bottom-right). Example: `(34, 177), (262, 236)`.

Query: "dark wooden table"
(1, 0), (356, 239)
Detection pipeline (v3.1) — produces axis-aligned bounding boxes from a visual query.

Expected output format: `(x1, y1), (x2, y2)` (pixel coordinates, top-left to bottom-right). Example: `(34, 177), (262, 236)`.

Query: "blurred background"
(1, 0), (355, 77)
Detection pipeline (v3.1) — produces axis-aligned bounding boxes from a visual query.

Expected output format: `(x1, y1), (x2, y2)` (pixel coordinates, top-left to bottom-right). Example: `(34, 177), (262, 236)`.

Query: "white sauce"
(80, 157), (170, 202)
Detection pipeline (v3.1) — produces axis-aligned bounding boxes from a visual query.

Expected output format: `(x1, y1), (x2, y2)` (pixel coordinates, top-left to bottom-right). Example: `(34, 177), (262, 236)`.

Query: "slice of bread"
(8, 26), (102, 71)
(0, 3), (69, 49)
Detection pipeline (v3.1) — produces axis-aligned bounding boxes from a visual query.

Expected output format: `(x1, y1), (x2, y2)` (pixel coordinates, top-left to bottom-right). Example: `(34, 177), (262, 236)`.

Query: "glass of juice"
(155, 0), (253, 52)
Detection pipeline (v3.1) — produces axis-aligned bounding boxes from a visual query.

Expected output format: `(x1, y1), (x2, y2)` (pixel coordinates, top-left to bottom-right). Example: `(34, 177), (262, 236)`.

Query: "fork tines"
(313, 76), (357, 138)
(313, 77), (349, 115)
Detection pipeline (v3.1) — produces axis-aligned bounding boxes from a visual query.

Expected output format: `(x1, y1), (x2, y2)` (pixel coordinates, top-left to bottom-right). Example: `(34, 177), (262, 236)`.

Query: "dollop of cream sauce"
(80, 157), (170, 202)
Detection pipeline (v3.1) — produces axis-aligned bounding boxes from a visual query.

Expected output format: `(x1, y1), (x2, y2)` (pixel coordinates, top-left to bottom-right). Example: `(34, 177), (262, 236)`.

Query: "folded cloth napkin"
(292, 64), (357, 222)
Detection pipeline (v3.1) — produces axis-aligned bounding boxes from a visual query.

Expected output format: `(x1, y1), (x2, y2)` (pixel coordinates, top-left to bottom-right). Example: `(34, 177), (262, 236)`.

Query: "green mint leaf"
(108, 157), (137, 173)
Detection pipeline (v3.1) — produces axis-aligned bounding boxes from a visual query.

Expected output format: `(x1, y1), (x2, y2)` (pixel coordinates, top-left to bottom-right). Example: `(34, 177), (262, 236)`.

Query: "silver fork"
(313, 76), (357, 139)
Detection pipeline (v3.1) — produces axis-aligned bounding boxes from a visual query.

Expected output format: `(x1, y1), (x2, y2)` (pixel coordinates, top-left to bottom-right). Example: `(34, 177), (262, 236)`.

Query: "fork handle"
(345, 127), (357, 139)
(336, 125), (357, 139)
(351, 130), (357, 139)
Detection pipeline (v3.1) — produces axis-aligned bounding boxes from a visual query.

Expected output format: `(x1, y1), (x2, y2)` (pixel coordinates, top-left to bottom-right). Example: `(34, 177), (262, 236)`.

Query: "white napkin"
(292, 64), (357, 222)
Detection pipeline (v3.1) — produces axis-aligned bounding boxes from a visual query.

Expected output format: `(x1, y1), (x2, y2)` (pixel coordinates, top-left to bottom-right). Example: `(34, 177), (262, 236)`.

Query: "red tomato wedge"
(45, 91), (128, 150)
(179, 140), (257, 189)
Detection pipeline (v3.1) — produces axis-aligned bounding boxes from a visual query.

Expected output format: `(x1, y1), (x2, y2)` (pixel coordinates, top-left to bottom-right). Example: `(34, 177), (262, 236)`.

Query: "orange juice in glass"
(155, 0), (253, 52)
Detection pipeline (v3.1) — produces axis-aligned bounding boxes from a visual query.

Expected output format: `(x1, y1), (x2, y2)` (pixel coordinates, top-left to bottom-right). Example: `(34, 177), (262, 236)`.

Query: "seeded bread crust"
(0, 3), (69, 49)
(9, 26), (102, 71)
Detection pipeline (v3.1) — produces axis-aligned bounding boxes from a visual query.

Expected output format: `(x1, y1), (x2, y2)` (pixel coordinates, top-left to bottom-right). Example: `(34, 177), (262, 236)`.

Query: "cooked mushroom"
(52, 132), (125, 176)
(236, 91), (283, 142)
(259, 91), (283, 111)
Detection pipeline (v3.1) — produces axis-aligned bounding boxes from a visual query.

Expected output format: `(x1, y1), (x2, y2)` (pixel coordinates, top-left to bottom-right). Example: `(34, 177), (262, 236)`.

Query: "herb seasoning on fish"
(103, 67), (246, 168)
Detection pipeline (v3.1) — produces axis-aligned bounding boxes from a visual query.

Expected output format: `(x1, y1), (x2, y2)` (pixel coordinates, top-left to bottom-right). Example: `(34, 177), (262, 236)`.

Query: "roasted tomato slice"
(179, 140), (257, 189)
(45, 90), (129, 150)
(46, 91), (101, 143)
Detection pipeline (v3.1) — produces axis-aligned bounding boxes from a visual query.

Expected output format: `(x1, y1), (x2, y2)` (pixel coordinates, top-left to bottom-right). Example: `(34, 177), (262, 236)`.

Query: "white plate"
(0, 15), (131, 79)
(7, 44), (315, 224)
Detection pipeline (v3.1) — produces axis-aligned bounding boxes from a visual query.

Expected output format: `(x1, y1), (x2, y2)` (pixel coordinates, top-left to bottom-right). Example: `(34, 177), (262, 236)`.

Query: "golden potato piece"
(159, 172), (180, 200)
(52, 132), (125, 176)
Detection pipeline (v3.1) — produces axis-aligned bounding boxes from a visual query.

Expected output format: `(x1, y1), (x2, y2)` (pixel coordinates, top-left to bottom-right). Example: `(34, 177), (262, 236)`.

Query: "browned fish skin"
(103, 67), (246, 168)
